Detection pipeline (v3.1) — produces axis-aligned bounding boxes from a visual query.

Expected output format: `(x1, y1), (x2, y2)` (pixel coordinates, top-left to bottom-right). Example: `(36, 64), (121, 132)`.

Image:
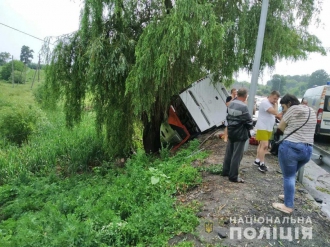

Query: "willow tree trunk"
(142, 97), (165, 154)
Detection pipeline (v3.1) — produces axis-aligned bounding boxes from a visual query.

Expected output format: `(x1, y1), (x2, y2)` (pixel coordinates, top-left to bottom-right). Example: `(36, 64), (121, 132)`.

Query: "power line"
(0, 22), (45, 42)
(1, 22), (77, 47)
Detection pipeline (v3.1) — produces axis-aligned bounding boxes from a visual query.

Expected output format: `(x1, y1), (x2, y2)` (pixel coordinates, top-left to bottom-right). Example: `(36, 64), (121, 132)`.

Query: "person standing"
(223, 88), (237, 142)
(272, 94), (316, 214)
(254, 91), (280, 172)
(301, 99), (308, 105)
(222, 88), (253, 183)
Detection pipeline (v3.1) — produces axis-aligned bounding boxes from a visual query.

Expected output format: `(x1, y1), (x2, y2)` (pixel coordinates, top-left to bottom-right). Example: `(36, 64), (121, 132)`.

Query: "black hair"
(280, 94), (300, 106)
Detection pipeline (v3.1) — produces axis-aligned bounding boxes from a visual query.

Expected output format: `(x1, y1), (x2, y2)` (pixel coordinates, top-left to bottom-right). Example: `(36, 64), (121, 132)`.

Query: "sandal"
(278, 195), (284, 201)
(272, 203), (293, 214)
(229, 178), (245, 183)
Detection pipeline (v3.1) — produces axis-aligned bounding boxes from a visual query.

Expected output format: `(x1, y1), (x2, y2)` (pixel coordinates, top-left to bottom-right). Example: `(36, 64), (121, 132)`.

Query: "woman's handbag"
(270, 133), (281, 156)
(270, 140), (280, 156)
(270, 108), (311, 156)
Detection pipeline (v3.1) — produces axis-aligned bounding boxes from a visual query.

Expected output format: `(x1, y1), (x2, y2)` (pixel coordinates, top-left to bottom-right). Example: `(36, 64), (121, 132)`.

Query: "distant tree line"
(0, 46), (44, 83)
(234, 69), (330, 98)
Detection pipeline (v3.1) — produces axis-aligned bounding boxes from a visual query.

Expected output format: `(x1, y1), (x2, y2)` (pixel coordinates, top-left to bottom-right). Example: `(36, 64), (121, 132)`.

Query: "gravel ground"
(169, 129), (330, 247)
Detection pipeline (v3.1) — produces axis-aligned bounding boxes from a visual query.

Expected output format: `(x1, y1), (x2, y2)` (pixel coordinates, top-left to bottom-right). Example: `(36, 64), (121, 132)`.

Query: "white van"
(302, 84), (330, 136)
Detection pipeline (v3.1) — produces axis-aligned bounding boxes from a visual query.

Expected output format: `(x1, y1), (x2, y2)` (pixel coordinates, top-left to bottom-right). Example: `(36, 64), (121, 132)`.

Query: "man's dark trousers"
(222, 139), (245, 181)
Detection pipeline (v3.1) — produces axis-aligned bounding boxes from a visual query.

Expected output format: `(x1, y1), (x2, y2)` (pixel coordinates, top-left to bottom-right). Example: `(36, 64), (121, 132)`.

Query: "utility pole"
(11, 55), (14, 87)
(38, 54), (40, 82)
(245, 0), (269, 151)
(24, 63), (27, 84)
(31, 54), (40, 89)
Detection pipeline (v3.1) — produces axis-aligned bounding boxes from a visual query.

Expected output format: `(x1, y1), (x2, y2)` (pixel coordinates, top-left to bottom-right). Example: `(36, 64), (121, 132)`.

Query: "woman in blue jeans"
(272, 94), (316, 214)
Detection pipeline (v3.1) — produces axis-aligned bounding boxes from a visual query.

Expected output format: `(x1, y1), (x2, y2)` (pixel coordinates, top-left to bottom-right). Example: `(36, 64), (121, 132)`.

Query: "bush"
(0, 106), (40, 146)
(27, 62), (38, 69)
(0, 60), (24, 81)
(33, 83), (46, 105)
(0, 140), (205, 246)
(33, 82), (58, 110)
(9, 70), (24, 84)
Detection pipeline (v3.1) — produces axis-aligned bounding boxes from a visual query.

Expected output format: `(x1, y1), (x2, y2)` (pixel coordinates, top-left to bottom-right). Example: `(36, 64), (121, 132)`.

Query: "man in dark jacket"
(222, 88), (253, 183)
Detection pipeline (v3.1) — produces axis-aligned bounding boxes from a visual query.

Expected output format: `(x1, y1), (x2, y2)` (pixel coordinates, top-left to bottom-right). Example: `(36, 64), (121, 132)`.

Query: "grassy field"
(0, 72), (209, 246)
(0, 67), (44, 105)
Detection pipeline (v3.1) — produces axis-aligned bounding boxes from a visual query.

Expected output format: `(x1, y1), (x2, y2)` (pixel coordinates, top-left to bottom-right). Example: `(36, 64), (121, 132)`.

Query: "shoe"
(272, 203), (293, 214)
(258, 164), (268, 172)
(229, 177), (245, 183)
(254, 160), (260, 166)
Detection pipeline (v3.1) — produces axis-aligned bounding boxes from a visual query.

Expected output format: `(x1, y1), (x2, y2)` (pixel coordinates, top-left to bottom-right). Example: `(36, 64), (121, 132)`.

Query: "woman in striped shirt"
(272, 94), (317, 214)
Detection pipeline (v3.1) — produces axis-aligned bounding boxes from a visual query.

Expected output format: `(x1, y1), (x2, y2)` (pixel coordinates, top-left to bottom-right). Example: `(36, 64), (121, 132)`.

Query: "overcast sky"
(1, 0), (329, 83)
(0, 0), (82, 62)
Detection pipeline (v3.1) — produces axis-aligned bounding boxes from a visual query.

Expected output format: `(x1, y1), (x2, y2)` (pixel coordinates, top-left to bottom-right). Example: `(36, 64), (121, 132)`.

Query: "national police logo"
(205, 221), (213, 233)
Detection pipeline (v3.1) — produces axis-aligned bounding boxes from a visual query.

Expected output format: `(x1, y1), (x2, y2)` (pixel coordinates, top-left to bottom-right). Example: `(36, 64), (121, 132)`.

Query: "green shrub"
(0, 106), (40, 146)
(0, 60), (24, 80)
(33, 82), (58, 110)
(0, 111), (107, 184)
(9, 70), (24, 84)
(33, 83), (46, 105)
(197, 163), (223, 175)
(0, 140), (206, 246)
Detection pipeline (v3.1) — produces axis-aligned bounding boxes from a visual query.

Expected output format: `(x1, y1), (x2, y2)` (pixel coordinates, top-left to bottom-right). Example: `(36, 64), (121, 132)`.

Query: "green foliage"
(198, 164), (223, 175)
(9, 70), (24, 84)
(173, 242), (195, 247)
(0, 112), (107, 184)
(0, 80), (105, 182)
(0, 77), (206, 246)
(43, 0), (326, 155)
(0, 140), (206, 246)
(20, 45), (34, 64)
(308, 69), (330, 88)
(0, 106), (40, 146)
(44, 27), (134, 157)
(0, 60), (24, 81)
(33, 82), (50, 107)
(269, 74), (286, 95)
(27, 62), (44, 70)
(126, 0), (226, 117)
(262, 70), (330, 97)
(0, 52), (11, 66)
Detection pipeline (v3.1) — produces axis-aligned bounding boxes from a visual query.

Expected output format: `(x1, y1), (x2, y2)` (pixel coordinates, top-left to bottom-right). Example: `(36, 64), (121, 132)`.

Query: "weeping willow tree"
(44, 0), (326, 156)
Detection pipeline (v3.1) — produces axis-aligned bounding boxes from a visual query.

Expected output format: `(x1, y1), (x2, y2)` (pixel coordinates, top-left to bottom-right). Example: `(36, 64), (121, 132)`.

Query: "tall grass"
(1, 78), (105, 183)
(0, 140), (206, 246)
(0, 111), (106, 184)
(0, 77), (209, 246)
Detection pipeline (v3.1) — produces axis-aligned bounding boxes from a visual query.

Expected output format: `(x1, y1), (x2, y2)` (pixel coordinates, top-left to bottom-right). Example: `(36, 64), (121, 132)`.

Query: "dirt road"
(170, 131), (330, 247)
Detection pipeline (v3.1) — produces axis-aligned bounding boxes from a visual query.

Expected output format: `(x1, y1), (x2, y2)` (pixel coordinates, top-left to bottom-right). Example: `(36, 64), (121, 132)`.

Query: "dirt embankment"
(170, 130), (330, 247)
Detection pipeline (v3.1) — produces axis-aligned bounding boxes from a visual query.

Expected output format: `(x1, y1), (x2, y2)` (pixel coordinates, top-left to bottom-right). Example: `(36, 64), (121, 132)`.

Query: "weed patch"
(197, 164), (223, 175)
(316, 186), (330, 195)
(0, 140), (207, 246)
